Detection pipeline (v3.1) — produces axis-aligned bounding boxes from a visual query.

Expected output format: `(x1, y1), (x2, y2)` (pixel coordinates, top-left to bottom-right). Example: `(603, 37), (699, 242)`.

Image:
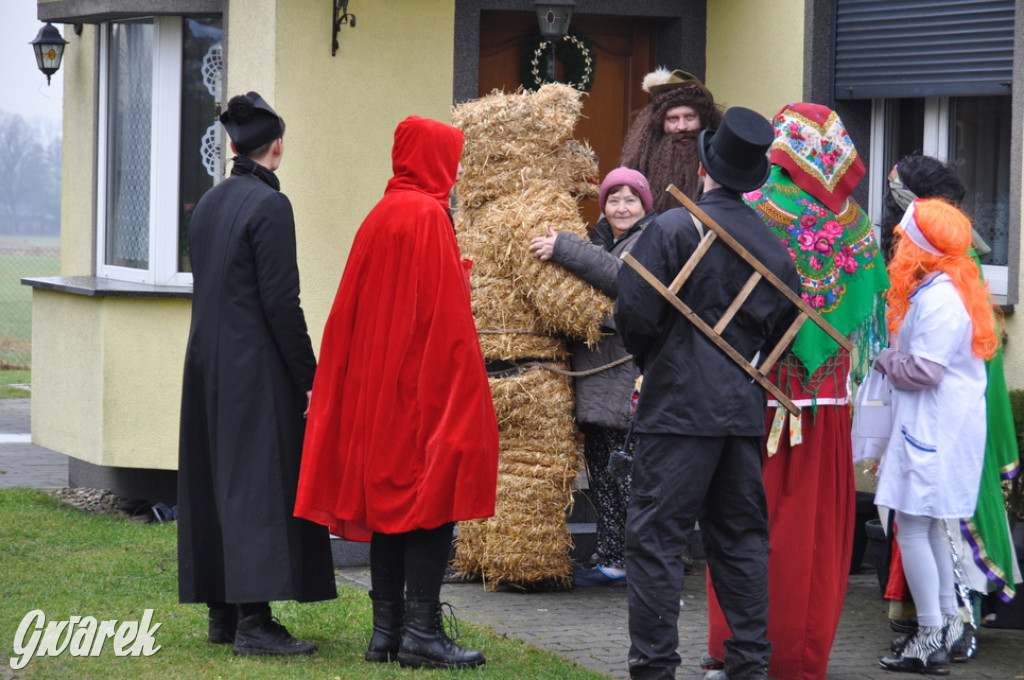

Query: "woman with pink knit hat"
(529, 166), (656, 586)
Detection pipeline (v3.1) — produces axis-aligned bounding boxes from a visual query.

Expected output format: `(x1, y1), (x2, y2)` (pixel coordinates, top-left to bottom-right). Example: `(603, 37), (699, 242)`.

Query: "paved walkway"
(1, 397), (1021, 679)
(0, 399), (67, 490)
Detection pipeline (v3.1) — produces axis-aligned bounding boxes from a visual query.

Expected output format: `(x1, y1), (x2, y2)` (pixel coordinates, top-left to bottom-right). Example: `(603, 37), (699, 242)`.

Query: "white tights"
(895, 511), (957, 628)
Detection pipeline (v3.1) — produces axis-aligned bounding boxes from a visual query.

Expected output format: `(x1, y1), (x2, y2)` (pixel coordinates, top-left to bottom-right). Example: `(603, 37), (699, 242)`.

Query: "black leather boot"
(207, 604), (237, 644)
(233, 609), (317, 656)
(397, 600), (485, 669)
(365, 591), (404, 663)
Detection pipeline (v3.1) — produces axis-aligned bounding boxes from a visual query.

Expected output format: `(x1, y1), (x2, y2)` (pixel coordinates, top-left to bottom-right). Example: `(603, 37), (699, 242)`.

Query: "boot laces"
(438, 602), (462, 641)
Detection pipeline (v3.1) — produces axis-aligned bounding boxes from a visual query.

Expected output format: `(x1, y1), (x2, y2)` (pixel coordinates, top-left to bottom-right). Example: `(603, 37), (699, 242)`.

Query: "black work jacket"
(614, 188), (800, 437)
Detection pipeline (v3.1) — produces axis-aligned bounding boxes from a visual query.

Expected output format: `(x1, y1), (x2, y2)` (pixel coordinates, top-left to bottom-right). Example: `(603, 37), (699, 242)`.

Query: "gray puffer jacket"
(550, 211), (655, 430)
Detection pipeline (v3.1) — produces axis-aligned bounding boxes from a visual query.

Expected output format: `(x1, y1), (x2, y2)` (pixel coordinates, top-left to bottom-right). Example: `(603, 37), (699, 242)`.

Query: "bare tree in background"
(0, 112), (61, 236)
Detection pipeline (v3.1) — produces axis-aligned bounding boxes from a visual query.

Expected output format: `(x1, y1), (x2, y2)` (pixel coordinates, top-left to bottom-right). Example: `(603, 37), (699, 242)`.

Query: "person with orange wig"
(874, 197), (999, 675)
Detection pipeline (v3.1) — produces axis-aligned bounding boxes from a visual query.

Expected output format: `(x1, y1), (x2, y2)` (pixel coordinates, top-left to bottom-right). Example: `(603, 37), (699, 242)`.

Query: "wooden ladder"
(621, 185), (853, 416)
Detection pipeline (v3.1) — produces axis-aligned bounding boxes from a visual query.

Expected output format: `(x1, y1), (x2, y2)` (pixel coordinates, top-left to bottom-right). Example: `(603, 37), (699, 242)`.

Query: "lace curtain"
(104, 20), (153, 269)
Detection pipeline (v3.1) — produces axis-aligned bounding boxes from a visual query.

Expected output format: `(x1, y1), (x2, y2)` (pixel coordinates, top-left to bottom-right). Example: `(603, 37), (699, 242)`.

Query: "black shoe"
(397, 601), (485, 669)
(207, 605), (237, 644)
(233, 614), (316, 656)
(681, 547), (694, 574)
(365, 592), (403, 663)
(700, 652), (724, 670)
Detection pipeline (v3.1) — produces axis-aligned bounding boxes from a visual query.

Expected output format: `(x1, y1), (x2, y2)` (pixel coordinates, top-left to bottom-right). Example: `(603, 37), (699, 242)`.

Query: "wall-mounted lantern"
(535, 1), (575, 39)
(534, 1), (575, 80)
(30, 22), (69, 86)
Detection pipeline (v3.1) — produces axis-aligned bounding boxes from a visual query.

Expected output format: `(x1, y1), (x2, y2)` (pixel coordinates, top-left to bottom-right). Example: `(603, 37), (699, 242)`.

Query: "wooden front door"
(478, 12), (658, 226)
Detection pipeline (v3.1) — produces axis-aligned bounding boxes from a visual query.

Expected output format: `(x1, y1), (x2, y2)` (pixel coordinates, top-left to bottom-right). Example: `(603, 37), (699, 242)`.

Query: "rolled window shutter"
(834, 0), (1014, 99)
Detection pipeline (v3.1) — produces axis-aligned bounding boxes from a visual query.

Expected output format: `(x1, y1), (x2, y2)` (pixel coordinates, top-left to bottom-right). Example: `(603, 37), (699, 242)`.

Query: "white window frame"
(97, 17), (191, 286)
(869, 97), (1008, 303)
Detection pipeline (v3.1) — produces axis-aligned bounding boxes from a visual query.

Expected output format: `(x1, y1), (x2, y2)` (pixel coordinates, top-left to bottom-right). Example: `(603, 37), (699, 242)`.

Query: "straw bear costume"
(450, 84), (613, 589)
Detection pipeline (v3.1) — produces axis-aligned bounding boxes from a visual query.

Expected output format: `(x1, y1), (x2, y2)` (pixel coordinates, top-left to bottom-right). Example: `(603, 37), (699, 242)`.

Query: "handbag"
(852, 365), (892, 462)
(606, 417), (636, 478)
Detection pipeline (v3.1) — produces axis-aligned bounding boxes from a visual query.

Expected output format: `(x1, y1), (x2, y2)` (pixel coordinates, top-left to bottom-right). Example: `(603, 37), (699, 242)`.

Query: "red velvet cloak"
(294, 116), (499, 541)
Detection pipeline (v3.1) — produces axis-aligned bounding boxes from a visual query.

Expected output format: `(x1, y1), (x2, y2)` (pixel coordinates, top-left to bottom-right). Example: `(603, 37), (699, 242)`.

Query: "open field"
(0, 239), (59, 369)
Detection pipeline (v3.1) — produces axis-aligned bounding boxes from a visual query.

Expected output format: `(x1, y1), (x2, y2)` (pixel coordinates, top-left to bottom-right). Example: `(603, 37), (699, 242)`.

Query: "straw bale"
(455, 139), (598, 209)
(454, 368), (582, 589)
(489, 366), (577, 441)
(468, 275), (567, 361)
(452, 83), (582, 148)
(453, 83), (597, 208)
(454, 449), (578, 590)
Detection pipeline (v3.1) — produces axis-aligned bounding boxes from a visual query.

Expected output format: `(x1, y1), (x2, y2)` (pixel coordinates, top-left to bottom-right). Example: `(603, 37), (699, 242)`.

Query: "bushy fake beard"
(646, 130), (702, 214)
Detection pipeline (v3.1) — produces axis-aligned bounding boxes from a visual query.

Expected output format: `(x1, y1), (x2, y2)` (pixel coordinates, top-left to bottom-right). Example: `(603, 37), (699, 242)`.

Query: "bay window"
(97, 16), (223, 285)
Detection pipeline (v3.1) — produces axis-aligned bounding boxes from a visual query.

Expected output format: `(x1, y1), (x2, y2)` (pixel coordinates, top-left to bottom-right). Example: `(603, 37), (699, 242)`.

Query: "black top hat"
(219, 91), (285, 156)
(697, 106), (773, 193)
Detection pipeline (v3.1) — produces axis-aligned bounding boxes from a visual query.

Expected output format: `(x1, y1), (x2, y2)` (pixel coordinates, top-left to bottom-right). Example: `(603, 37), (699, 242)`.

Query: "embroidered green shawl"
(744, 166), (889, 384)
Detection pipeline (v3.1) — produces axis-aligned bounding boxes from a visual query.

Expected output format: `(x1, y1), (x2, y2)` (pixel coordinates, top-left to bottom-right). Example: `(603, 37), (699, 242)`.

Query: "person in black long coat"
(177, 92), (336, 656)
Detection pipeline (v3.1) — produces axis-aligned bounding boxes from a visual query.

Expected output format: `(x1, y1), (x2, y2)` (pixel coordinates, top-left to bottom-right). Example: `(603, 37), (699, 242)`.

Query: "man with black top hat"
(177, 91), (337, 656)
(615, 106), (801, 680)
(621, 68), (724, 213)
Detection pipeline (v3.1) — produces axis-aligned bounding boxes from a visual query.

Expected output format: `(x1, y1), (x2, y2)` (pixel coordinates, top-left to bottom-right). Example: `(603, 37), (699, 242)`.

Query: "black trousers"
(626, 433), (771, 680)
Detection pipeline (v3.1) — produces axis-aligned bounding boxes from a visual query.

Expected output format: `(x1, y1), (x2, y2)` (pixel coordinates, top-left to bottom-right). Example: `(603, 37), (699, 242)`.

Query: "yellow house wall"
(226, 0), (457, 348)
(30, 21), (102, 464)
(706, 0), (804, 120)
(99, 299), (191, 468)
(31, 291), (103, 458)
(59, 24), (96, 276)
(31, 292), (189, 469)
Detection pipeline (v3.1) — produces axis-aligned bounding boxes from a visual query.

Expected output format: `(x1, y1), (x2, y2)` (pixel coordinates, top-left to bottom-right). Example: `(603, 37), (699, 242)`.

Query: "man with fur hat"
(621, 68), (724, 213)
(615, 106), (800, 680)
(178, 91), (336, 656)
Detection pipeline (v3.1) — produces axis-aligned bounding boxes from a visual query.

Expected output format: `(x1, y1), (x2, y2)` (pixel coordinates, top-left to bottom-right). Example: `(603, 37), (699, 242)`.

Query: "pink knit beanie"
(599, 167), (654, 213)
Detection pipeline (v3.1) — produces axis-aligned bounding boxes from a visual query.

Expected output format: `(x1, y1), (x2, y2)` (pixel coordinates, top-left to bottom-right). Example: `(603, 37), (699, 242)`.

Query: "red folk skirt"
(706, 360), (855, 680)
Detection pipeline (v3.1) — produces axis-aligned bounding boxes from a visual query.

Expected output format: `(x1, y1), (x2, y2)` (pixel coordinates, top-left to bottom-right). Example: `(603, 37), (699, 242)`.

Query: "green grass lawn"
(0, 247), (59, 369)
(0, 368), (31, 399)
(0, 489), (608, 680)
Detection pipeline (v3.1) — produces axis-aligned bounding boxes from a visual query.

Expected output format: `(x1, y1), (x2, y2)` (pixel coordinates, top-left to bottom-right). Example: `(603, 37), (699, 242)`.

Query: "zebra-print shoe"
(943, 614), (975, 663)
(879, 624), (950, 675)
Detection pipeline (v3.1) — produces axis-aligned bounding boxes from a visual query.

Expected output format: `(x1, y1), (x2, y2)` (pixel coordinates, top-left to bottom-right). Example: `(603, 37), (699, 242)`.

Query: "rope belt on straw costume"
(479, 330), (633, 378)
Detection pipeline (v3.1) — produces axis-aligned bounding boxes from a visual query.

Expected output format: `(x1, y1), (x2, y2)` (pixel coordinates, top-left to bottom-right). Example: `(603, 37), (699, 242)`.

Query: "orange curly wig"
(886, 198), (999, 360)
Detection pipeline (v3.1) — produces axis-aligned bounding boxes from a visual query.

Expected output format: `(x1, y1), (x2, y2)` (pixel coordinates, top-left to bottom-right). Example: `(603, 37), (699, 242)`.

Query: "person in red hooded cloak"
(295, 115), (499, 670)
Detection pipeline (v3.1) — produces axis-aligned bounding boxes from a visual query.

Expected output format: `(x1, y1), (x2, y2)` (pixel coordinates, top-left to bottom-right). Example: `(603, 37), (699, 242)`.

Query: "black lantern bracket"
(332, 0), (356, 56)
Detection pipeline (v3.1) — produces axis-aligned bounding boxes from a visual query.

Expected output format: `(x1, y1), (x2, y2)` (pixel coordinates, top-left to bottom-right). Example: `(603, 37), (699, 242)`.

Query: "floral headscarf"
(769, 103), (865, 214)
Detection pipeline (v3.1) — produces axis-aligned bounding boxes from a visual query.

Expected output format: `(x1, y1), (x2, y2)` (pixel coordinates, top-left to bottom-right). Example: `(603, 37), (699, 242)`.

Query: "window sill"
(21, 276), (192, 299)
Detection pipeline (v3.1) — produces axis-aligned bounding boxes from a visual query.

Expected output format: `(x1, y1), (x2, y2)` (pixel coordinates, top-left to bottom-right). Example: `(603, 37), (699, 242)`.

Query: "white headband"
(899, 201), (943, 256)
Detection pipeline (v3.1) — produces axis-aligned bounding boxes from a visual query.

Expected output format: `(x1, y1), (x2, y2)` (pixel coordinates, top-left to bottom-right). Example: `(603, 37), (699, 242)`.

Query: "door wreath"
(520, 30), (595, 92)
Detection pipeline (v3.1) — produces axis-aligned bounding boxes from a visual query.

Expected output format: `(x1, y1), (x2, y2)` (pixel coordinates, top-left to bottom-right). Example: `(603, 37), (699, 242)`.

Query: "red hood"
(386, 116), (464, 206)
